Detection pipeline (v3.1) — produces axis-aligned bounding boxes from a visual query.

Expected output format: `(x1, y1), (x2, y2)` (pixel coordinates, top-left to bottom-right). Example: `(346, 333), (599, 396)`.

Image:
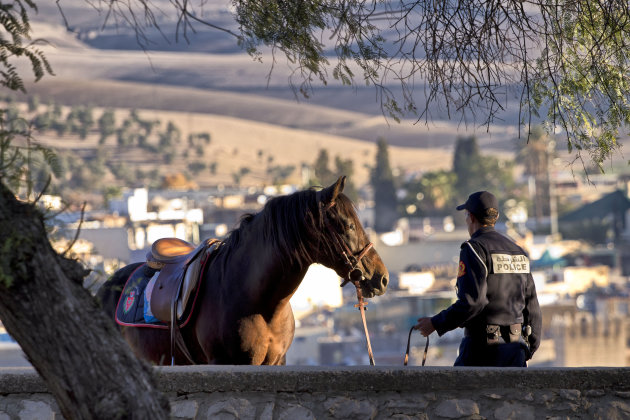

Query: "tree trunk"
(0, 182), (169, 420)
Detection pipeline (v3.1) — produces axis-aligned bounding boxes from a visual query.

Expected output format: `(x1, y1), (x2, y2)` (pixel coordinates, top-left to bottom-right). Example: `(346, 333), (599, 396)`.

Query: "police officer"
(414, 191), (542, 366)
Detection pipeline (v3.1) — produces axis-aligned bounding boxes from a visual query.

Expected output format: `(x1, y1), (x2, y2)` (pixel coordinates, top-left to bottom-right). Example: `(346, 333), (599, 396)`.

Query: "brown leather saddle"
(147, 237), (218, 324)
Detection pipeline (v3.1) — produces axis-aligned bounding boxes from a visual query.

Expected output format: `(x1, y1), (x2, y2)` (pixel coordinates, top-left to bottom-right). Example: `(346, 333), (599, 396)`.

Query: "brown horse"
(97, 177), (389, 365)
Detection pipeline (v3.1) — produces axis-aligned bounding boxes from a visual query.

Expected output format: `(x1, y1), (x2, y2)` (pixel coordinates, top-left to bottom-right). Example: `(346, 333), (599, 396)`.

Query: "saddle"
(147, 238), (219, 324)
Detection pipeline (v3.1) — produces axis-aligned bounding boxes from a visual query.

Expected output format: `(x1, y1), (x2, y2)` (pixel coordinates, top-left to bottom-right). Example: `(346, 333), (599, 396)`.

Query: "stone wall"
(1, 366), (630, 419)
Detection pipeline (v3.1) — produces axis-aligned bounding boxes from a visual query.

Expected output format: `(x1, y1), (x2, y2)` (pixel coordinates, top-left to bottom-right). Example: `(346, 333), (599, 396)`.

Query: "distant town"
(38, 166), (630, 368)
(4, 94), (630, 368)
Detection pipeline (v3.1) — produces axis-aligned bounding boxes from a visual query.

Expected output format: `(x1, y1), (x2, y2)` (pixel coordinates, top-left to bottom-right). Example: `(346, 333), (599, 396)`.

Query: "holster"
(484, 323), (522, 345)
(486, 325), (500, 345)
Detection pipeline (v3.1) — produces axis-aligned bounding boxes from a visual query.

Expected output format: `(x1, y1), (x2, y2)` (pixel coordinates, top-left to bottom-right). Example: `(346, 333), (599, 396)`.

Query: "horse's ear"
(320, 176), (346, 205)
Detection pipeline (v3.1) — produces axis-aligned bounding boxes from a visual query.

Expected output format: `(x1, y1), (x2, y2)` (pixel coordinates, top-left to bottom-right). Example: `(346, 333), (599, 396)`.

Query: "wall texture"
(0, 366), (629, 419)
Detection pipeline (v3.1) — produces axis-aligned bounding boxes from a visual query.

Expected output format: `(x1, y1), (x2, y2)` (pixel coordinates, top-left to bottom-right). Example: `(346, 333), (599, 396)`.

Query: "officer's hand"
(414, 317), (435, 337)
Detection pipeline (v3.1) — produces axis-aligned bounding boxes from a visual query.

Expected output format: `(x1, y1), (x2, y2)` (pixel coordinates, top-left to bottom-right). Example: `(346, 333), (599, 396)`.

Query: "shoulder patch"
(457, 261), (466, 277)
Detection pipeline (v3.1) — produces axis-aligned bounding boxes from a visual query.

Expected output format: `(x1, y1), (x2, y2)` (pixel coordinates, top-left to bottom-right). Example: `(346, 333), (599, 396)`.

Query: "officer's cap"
(456, 191), (498, 218)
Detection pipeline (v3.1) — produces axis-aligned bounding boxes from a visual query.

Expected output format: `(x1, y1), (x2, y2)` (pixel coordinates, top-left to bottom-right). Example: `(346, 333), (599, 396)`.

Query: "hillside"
(16, 102), (456, 192)
(7, 16), (525, 201)
(16, 19), (524, 151)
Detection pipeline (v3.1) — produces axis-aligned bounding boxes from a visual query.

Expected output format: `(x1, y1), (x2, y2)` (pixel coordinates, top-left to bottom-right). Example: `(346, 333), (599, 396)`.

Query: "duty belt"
(465, 323), (522, 345)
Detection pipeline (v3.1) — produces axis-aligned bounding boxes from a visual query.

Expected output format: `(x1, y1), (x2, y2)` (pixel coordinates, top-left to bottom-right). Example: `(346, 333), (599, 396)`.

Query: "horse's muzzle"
(373, 274), (389, 295)
(363, 273), (388, 298)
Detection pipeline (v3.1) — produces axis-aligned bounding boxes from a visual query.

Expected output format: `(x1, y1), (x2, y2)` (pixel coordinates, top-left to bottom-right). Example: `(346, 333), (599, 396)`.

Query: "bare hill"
(10, 20), (522, 193)
(17, 19), (523, 152)
(26, 104), (455, 190)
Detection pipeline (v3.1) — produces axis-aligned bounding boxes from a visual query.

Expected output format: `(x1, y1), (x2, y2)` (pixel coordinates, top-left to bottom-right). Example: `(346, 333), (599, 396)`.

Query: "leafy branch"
(0, 1), (53, 92)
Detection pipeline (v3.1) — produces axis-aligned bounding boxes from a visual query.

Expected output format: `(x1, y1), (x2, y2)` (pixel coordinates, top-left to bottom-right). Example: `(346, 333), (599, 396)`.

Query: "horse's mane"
(218, 188), (361, 269)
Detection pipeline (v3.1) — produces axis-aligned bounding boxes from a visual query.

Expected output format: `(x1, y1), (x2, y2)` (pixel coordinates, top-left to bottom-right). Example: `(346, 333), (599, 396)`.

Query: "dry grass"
(12, 21), (520, 190)
(31, 104), (455, 189)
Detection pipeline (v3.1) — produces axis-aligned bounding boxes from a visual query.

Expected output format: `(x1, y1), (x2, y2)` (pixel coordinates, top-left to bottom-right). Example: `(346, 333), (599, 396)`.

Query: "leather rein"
(323, 201), (376, 366)
(404, 326), (429, 366)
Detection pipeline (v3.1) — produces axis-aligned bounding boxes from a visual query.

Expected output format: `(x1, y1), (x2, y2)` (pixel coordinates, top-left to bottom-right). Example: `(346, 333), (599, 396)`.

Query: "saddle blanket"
(115, 262), (202, 329)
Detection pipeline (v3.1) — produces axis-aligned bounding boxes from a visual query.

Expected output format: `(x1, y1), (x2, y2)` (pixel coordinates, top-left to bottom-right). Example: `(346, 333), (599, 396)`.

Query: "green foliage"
(111, 110), (162, 150)
(98, 109), (116, 144)
(234, 0), (385, 104)
(71, 166), (101, 190)
(310, 148), (357, 199)
(559, 219), (611, 245)
(453, 136), (486, 201)
(230, 0), (630, 169)
(313, 148), (334, 186)
(400, 170), (457, 217)
(3, 0), (630, 171)
(162, 149), (176, 164)
(530, 0), (630, 171)
(109, 162), (136, 185)
(188, 132), (211, 146)
(0, 109), (62, 199)
(5, 104), (26, 132)
(195, 145), (204, 157)
(186, 132), (211, 157)
(453, 135), (518, 205)
(371, 138), (397, 232)
(159, 121), (181, 147)
(231, 166), (252, 185)
(33, 108), (53, 131)
(333, 156), (357, 201)
(0, 1), (53, 92)
(131, 110), (159, 136)
(188, 161), (207, 175)
(65, 106), (94, 139)
(116, 119), (134, 147)
(103, 186), (122, 207)
(27, 95), (38, 112)
(267, 164), (295, 185)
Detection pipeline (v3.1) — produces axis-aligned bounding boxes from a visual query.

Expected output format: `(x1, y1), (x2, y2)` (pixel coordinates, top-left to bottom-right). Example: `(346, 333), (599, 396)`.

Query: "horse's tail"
(95, 262), (143, 322)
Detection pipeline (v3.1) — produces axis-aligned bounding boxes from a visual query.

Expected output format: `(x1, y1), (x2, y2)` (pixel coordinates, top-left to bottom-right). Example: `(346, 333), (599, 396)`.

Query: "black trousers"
(454, 337), (528, 367)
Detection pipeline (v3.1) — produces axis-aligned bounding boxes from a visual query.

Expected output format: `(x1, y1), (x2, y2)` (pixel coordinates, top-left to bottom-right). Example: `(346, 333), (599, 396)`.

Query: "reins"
(404, 326), (429, 366)
(352, 279), (376, 366)
(322, 200), (376, 365)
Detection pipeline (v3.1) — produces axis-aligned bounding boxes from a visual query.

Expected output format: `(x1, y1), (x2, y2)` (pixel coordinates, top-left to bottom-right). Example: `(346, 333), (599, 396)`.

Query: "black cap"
(456, 191), (498, 218)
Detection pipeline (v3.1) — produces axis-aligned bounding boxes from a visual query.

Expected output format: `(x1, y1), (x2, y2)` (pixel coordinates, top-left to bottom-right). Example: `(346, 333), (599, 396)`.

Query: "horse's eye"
(349, 223), (356, 231)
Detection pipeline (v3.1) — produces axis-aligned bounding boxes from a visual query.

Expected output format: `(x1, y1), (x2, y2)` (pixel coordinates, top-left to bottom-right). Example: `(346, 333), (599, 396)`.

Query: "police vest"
(464, 228), (531, 329)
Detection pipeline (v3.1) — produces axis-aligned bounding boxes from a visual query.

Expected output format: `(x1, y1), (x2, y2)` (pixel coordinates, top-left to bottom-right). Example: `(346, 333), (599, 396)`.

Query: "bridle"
(322, 201), (376, 365)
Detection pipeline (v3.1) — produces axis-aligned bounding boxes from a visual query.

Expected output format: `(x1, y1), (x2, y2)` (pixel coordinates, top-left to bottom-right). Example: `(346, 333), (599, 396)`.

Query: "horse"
(97, 176), (389, 365)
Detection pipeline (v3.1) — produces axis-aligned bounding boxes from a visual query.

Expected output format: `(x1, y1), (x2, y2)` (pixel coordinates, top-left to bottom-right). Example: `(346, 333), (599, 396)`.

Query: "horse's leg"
(232, 305), (295, 365)
(261, 305), (296, 365)
(236, 315), (272, 365)
(273, 314), (295, 365)
(122, 327), (173, 365)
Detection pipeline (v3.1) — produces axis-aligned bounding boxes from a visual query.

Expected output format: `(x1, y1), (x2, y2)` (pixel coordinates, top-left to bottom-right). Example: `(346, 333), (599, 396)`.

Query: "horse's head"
(319, 176), (389, 298)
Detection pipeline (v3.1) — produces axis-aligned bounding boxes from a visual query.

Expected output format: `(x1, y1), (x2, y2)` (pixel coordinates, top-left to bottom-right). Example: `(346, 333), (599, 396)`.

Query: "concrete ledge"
(1, 366), (629, 393)
(153, 365), (630, 393)
(0, 367), (50, 393)
(1, 366), (629, 419)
